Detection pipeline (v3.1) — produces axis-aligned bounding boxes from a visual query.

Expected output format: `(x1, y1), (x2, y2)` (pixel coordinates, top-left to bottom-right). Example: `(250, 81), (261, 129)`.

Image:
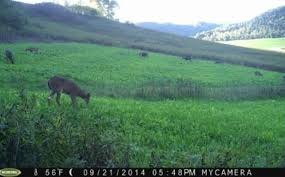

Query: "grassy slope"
(8, 2), (285, 73)
(0, 43), (283, 93)
(221, 38), (285, 53)
(1, 43), (285, 167)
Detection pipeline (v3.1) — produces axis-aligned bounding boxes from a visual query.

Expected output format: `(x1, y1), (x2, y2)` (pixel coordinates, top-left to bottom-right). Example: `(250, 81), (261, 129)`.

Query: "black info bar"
(1, 168), (284, 177)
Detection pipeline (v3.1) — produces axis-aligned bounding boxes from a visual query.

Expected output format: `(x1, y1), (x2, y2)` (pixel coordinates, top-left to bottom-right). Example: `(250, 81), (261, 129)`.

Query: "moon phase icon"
(69, 168), (73, 176)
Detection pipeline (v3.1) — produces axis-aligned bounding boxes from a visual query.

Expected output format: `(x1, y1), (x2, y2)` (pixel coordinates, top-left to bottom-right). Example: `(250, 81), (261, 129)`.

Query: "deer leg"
(71, 96), (77, 109)
(10, 57), (14, 64)
(56, 92), (61, 106)
(5, 56), (9, 63)
(48, 91), (56, 105)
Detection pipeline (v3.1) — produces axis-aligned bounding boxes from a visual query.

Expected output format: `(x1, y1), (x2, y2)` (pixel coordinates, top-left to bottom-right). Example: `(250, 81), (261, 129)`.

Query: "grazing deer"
(4, 49), (15, 64)
(215, 60), (223, 64)
(48, 76), (91, 108)
(182, 55), (192, 61)
(139, 51), (149, 57)
(25, 47), (39, 53)
(254, 71), (263, 77)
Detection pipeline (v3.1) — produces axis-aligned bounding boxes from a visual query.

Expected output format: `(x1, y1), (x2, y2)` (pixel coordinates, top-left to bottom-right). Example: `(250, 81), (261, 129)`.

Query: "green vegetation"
(89, 0), (118, 19)
(221, 38), (285, 53)
(1, 91), (285, 167)
(1, 43), (285, 167)
(67, 5), (101, 17)
(67, 0), (118, 19)
(0, 43), (284, 100)
(0, 0), (25, 31)
(195, 6), (285, 41)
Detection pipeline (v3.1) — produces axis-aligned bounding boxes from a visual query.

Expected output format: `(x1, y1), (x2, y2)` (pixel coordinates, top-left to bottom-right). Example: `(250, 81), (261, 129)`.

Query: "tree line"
(0, 0), (26, 31)
(0, 0), (119, 32)
(65, 0), (118, 19)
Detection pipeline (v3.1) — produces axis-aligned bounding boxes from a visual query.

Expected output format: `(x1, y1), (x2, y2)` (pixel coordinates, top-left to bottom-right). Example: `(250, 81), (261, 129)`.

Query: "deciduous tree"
(90, 0), (118, 19)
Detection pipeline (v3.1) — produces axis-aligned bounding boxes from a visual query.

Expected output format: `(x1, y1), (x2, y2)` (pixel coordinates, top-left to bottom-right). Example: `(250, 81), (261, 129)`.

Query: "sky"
(14, 0), (285, 25)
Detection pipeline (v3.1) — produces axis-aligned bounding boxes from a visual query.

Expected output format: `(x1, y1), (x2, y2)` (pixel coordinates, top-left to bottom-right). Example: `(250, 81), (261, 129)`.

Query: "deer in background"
(48, 76), (91, 108)
(4, 49), (15, 64)
(25, 47), (40, 53)
(254, 71), (263, 77)
(139, 51), (149, 57)
(182, 55), (192, 61)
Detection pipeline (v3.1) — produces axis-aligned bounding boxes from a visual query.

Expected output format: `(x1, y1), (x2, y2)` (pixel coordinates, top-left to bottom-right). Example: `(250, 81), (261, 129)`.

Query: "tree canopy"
(0, 0), (25, 30)
(67, 5), (100, 16)
(89, 0), (118, 19)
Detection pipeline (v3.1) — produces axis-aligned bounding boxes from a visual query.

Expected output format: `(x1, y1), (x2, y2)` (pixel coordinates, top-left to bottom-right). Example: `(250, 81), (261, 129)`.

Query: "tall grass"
(87, 79), (285, 100)
(1, 89), (285, 167)
(0, 90), (126, 167)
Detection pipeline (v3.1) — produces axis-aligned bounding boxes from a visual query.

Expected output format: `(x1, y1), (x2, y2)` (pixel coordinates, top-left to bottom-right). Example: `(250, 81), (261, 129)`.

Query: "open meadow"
(221, 38), (285, 53)
(1, 43), (285, 167)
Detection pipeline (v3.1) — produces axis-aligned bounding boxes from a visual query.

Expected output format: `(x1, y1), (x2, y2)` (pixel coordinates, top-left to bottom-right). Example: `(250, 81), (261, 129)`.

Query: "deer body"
(48, 76), (90, 108)
(139, 51), (148, 57)
(254, 71), (263, 77)
(4, 49), (15, 64)
(182, 55), (192, 61)
(25, 47), (39, 53)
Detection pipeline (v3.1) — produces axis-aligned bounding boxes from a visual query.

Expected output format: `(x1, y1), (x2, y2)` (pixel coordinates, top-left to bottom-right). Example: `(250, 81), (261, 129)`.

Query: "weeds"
(0, 90), (123, 167)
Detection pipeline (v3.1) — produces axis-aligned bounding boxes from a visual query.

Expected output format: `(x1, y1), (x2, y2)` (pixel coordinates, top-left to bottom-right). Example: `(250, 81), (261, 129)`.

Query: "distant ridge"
(195, 6), (285, 41)
(137, 22), (220, 37)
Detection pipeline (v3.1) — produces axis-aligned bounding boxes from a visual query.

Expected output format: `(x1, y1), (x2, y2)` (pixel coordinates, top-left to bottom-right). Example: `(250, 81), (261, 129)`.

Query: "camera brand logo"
(0, 168), (21, 177)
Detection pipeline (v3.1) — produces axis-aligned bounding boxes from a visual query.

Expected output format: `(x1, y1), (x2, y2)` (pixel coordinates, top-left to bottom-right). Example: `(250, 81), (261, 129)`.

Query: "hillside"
(136, 22), (220, 37)
(195, 6), (285, 41)
(1, 2), (285, 73)
(1, 43), (284, 99)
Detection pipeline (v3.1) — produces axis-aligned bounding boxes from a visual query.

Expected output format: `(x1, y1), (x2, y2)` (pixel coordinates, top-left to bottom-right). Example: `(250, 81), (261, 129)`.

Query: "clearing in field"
(221, 38), (285, 53)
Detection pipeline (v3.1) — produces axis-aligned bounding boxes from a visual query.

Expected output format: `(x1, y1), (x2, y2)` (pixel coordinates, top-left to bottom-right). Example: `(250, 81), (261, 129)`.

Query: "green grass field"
(1, 43), (285, 101)
(221, 38), (285, 53)
(1, 43), (285, 167)
(1, 43), (284, 91)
